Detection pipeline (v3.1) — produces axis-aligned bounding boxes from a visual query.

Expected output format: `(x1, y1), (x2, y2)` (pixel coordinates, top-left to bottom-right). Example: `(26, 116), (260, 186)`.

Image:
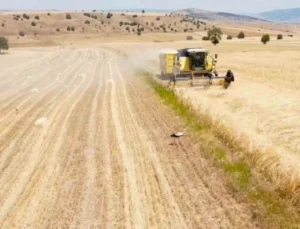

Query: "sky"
(1, 0), (300, 14)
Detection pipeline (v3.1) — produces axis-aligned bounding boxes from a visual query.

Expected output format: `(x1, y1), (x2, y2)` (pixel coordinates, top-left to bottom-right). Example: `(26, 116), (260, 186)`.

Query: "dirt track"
(0, 48), (257, 228)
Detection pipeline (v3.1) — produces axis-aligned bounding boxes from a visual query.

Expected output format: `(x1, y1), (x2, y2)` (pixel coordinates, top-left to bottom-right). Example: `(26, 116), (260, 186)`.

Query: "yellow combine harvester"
(159, 48), (228, 87)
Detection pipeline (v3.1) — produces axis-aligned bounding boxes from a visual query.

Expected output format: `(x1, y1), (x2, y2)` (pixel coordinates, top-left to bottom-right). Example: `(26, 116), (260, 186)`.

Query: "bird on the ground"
(171, 132), (185, 138)
(170, 129), (186, 145)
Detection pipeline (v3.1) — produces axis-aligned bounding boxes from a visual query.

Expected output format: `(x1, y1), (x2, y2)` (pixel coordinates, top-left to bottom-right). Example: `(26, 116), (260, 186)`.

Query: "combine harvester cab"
(160, 48), (228, 88)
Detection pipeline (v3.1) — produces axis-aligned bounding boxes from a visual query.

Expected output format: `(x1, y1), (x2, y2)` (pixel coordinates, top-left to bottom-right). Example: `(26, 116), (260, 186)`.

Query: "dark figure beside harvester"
(224, 70), (235, 89)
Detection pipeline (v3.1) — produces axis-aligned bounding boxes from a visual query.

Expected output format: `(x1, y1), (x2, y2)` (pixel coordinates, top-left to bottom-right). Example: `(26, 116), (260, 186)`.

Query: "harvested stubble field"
(1, 32), (300, 228)
(0, 46), (262, 228)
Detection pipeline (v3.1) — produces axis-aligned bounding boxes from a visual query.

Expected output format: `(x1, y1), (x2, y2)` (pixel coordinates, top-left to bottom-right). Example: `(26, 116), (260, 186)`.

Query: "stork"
(170, 129), (186, 145)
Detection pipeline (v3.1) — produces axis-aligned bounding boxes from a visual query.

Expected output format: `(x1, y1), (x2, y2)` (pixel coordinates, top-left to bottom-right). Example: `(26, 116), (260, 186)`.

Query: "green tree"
(106, 13), (113, 19)
(208, 28), (222, 45)
(202, 36), (209, 41)
(237, 31), (245, 39)
(35, 15), (40, 20)
(23, 14), (30, 19)
(227, 35), (233, 40)
(277, 34), (283, 40)
(66, 13), (72, 19)
(31, 21), (37, 26)
(0, 37), (9, 54)
(19, 31), (25, 37)
(261, 34), (270, 44)
(207, 27), (222, 39)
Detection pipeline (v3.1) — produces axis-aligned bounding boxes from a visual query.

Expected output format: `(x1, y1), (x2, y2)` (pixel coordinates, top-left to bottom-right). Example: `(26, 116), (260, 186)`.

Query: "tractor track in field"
(0, 47), (258, 228)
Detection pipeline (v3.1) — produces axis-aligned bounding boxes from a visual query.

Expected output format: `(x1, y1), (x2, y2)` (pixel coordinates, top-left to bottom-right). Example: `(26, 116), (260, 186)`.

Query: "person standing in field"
(224, 70), (235, 89)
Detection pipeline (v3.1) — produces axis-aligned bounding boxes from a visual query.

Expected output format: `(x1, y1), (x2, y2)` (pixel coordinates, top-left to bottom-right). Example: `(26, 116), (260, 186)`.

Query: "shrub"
(156, 16), (160, 20)
(19, 31), (25, 36)
(130, 22), (137, 26)
(71, 26), (75, 31)
(211, 37), (219, 45)
(23, 14), (30, 19)
(142, 10), (145, 13)
(238, 31), (245, 39)
(277, 34), (283, 40)
(85, 20), (90, 24)
(126, 27), (130, 32)
(67, 26), (71, 31)
(34, 32), (37, 36)
(186, 35), (193, 40)
(1, 23), (4, 27)
(66, 13), (72, 19)
(106, 13), (113, 19)
(35, 15), (40, 20)
(227, 35), (233, 40)
(0, 37), (9, 53)
(202, 36), (209, 41)
(133, 15), (138, 18)
(93, 9), (97, 12)
(47, 13), (51, 16)
(56, 28), (60, 32)
(31, 21), (37, 26)
(184, 29), (188, 32)
(261, 34), (270, 44)
(288, 34), (293, 37)
(137, 30), (141, 36)
(84, 13), (91, 17)
(119, 21), (124, 26)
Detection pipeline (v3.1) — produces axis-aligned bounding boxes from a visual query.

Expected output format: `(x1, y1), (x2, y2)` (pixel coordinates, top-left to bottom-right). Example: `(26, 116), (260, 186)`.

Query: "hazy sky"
(1, 0), (300, 13)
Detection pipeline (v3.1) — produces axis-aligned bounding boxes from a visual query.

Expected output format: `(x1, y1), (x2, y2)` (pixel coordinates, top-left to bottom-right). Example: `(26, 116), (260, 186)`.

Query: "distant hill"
(173, 8), (266, 22)
(102, 9), (173, 13)
(258, 8), (300, 23)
